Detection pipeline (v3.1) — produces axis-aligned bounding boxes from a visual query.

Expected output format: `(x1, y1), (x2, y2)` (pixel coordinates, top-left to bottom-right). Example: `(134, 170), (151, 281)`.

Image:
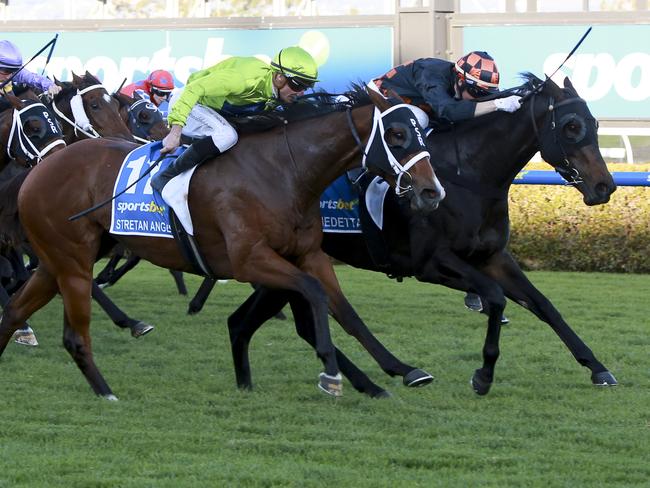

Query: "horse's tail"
(0, 166), (31, 251)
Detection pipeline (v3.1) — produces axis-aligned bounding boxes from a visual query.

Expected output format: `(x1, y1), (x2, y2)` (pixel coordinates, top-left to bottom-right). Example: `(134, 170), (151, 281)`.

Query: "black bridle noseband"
(529, 90), (596, 186)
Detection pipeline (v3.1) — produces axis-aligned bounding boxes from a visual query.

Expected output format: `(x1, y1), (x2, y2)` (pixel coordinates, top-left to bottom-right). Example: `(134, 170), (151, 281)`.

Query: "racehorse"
(218, 73), (618, 396)
(112, 91), (169, 143)
(0, 91), (66, 341)
(50, 71), (134, 144)
(0, 87), (444, 400)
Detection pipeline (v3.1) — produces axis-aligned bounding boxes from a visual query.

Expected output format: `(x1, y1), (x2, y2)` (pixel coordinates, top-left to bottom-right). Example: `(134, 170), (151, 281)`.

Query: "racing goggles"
(464, 81), (492, 99)
(151, 87), (172, 99)
(0, 67), (19, 76)
(286, 76), (315, 92)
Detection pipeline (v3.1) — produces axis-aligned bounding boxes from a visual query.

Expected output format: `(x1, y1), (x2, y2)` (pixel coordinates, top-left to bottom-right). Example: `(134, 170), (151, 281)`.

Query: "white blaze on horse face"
(103, 93), (112, 104)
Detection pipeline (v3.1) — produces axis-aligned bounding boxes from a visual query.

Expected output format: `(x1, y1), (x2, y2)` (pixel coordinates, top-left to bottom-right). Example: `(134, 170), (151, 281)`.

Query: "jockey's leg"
(151, 104), (237, 192)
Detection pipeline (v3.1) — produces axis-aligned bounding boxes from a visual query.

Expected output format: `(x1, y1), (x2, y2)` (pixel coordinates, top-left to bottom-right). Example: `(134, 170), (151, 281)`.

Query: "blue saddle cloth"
(109, 141), (184, 238)
(320, 174), (362, 233)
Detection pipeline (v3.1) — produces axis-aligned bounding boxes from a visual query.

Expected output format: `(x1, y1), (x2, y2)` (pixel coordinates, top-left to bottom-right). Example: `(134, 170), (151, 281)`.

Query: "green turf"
(0, 263), (647, 487)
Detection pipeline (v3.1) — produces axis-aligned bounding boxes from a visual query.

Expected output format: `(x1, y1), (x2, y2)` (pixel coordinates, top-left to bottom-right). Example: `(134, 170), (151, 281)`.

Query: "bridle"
(7, 101), (66, 165)
(346, 104), (430, 196)
(529, 90), (595, 186)
(126, 98), (161, 143)
(51, 83), (107, 139)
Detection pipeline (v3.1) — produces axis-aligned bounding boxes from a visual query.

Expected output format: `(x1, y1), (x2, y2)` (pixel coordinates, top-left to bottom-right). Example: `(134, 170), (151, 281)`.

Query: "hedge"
(508, 163), (650, 273)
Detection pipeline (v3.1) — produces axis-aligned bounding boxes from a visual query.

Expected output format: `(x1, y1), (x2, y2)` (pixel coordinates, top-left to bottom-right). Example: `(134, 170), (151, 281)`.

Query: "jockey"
(121, 69), (175, 108)
(0, 39), (61, 97)
(372, 51), (515, 324)
(370, 51), (522, 129)
(151, 46), (319, 193)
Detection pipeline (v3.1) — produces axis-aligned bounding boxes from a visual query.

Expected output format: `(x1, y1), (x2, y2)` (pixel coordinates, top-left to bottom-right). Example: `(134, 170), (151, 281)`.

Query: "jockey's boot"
(151, 137), (220, 193)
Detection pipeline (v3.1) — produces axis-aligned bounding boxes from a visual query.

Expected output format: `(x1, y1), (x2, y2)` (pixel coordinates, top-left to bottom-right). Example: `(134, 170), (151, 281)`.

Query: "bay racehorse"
(219, 73), (618, 396)
(50, 71), (134, 144)
(0, 87), (444, 400)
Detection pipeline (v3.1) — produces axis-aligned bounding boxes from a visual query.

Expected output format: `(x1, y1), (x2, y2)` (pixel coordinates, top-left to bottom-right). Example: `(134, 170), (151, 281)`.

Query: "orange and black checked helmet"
(454, 51), (500, 97)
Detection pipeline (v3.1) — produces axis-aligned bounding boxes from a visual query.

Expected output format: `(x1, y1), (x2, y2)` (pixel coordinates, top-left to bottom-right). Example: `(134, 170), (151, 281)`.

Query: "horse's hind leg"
(228, 286), (388, 398)
(0, 267), (58, 357)
(59, 275), (116, 399)
(227, 286), (290, 389)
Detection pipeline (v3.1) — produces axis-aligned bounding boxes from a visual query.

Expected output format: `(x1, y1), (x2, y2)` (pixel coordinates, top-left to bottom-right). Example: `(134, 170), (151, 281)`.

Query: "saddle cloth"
(320, 174), (389, 233)
(110, 141), (196, 237)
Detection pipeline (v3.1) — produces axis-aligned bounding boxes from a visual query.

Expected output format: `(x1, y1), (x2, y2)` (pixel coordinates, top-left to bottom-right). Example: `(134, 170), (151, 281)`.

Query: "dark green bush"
(509, 163), (650, 272)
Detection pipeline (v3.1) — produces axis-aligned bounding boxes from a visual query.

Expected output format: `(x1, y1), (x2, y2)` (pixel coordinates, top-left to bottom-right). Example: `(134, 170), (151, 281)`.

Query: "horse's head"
(51, 71), (134, 142)
(362, 88), (445, 212)
(0, 91), (66, 169)
(112, 91), (169, 143)
(524, 73), (615, 205)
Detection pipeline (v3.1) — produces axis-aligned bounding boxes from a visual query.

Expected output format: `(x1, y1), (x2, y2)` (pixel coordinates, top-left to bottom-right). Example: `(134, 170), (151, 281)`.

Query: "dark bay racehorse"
(222, 73), (618, 396)
(0, 91), (67, 341)
(0, 88), (444, 400)
(112, 91), (169, 143)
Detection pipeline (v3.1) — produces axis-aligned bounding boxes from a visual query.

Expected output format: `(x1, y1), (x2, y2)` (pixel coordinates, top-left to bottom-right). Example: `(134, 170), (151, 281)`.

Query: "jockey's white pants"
(168, 92), (238, 152)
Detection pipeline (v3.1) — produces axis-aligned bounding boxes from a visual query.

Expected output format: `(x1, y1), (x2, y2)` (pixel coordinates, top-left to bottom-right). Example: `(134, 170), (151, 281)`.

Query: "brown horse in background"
(0, 88), (444, 400)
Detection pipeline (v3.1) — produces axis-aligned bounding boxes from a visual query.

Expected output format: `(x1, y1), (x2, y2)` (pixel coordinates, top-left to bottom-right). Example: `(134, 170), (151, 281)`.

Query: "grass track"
(1, 263), (648, 487)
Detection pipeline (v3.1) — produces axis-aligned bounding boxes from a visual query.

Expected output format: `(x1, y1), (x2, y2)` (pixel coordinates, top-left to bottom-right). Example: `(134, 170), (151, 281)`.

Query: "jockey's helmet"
(146, 69), (175, 95)
(271, 46), (319, 91)
(0, 40), (23, 71)
(454, 51), (499, 98)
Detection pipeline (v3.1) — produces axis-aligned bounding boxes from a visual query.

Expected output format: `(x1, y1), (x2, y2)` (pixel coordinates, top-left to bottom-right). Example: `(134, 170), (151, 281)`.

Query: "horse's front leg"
(415, 250), (508, 395)
(479, 251), (617, 386)
(229, 246), (341, 396)
(307, 253), (433, 387)
(227, 285), (389, 398)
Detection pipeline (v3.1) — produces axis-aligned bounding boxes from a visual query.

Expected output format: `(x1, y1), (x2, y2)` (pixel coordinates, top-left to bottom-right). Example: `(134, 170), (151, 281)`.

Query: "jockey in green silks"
(151, 46), (319, 193)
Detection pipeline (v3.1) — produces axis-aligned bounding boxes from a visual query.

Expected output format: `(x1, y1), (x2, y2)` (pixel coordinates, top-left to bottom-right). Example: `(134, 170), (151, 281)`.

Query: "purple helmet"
(0, 40), (23, 70)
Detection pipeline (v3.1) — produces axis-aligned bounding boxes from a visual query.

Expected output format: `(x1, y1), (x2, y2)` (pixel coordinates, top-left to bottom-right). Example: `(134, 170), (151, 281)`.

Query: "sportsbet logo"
(116, 201), (165, 214)
(545, 52), (650, 102)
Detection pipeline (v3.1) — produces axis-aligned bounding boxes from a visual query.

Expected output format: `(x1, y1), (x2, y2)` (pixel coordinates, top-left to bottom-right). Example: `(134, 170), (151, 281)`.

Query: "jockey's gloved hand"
(47, 84), (62, 97)
(494, 95), (522, 113)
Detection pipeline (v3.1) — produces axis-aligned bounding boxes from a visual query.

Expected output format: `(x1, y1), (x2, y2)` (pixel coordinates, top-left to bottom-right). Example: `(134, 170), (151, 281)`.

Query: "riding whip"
(520, 26), (592, 103)
(0, 34), (59, 91)
(68, 152), (173, 221)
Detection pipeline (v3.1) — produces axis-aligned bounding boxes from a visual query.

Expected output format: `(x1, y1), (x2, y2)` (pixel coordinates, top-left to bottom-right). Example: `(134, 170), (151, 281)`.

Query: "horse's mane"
(226, 83), (371, 133)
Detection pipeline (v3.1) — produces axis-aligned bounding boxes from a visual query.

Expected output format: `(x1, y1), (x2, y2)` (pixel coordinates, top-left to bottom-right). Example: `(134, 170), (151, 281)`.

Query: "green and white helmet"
(271, 46), (319, 90)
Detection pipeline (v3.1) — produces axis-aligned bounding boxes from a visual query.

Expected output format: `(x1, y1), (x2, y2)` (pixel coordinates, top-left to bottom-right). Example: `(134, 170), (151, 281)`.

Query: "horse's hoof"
(403, 368), (434, 387)
(592, 370), (618, 386)
(471, 369), (492, 396)
(372, 390), (392, 399)
(318, 372), (343, 397)
(130, 322), (154, 338)
(12, 328), (39, 347)
(102, 394), (119, 401)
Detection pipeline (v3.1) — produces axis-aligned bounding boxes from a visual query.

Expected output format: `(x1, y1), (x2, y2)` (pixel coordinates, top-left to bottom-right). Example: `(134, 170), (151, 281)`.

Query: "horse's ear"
(385, 88), (406, 104)
(367, 86), (392, 112)
(5, 91), (22, 109)
(85, 71), (100, 83)
(71, 72), (82, 86)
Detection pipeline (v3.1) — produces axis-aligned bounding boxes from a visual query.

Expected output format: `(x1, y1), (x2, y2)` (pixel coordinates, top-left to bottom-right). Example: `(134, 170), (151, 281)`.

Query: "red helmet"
(454, 51), (499, 96)
(146, 69), (174, 93)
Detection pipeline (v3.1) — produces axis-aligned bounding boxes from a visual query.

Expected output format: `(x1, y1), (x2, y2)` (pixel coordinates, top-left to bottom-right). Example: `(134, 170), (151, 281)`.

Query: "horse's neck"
(449, 107), (541, 188)
(287, 105), (373, 203)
